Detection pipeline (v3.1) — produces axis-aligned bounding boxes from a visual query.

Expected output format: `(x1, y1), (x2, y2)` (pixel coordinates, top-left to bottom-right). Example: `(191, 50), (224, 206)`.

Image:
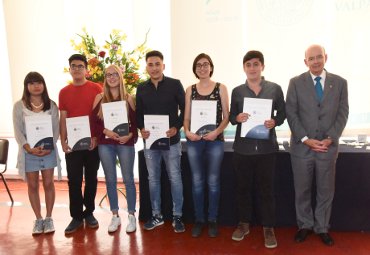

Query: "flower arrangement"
(68, 28), (150, 94)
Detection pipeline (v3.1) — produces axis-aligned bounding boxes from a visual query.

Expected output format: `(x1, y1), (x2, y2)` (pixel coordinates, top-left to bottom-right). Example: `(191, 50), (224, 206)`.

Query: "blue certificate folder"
(244, 125), (270, 140)
(113, 123), (129, 136)
(72, 137), (91, 151)
(196, 124), (217, 136)
(147, 138), (170, 150)
(34, 137), (54, 150)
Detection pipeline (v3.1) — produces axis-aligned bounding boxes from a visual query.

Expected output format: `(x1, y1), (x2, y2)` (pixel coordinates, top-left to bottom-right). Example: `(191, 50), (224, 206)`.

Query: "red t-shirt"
(59, 80), (102, 117)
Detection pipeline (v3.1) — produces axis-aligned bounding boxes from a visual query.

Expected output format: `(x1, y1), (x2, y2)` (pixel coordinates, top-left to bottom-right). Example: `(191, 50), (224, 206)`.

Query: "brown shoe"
(232, 222), (250, 241)
(263, 227), (277, 248)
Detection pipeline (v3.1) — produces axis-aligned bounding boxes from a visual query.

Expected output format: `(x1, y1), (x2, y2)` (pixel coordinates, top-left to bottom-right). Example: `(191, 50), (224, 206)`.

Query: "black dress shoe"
(318, 233), (334, 246)
(65, 219), (83, 234)
(294, 229), (312, 242)
(85, 214), (99, 228)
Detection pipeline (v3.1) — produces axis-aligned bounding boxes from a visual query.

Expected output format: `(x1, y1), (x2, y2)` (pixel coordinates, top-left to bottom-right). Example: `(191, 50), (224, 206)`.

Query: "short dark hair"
(22, 72), (51, 111)
(243, 50), (264, 65)
(192, 53), (214, 79)
(145, 50), (164, 61)
(68, 54), (87, 67)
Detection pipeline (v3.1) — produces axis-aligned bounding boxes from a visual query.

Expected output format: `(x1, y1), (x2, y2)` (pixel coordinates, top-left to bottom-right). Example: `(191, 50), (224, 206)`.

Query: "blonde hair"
(97, 64), (128, 119)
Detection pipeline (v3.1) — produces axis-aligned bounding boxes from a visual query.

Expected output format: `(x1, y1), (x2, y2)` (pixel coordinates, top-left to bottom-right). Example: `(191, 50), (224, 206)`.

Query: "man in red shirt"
(59, 54), (102, 234)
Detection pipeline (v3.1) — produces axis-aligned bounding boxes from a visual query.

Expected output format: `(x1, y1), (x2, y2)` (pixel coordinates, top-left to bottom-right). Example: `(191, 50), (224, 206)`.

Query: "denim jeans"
(98, 144), (136, 214)
(144, 142), (183, 216)
(187, 140), (224, 222)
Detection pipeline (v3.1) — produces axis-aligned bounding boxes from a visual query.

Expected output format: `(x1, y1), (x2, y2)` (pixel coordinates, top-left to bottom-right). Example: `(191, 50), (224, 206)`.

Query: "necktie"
(314, 76), (323, 102)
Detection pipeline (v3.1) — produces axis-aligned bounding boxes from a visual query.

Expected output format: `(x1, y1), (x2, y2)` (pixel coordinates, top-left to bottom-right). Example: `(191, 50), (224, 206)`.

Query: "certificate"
(241, 98), (272, 139)
(191, 100), (217, 136)
(102, 101), (129, 136)
(25, 115), (54, 150)
(144, 115), (169, 150)
(66, 116), (91, 151)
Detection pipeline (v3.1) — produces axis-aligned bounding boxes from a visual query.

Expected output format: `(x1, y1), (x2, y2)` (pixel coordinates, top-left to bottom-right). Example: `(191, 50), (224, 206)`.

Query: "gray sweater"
(230, 80), (286, 155)
(12, 100), (62, 179)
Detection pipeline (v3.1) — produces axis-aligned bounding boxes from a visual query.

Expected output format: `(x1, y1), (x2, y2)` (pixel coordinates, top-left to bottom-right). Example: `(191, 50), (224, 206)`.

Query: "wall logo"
(256, 0), (313, 26)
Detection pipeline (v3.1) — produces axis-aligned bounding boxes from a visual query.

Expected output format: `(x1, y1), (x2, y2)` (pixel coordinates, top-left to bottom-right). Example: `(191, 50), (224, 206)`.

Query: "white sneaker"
(108, 215), (121, 233)
(32, 218), (44, 235)
(43, 217), (55, 234)
(126, 214), (136, 233)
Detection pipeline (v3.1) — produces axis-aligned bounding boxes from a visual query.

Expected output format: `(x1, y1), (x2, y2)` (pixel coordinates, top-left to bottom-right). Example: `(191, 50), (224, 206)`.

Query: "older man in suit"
(286, 45), (349, 246)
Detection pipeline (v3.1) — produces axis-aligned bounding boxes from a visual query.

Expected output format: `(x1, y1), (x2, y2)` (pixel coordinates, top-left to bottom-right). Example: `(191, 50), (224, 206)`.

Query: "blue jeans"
(187, 140), (224, 222)
(98, 144), (136, 214)
(144, 142), (183, 216)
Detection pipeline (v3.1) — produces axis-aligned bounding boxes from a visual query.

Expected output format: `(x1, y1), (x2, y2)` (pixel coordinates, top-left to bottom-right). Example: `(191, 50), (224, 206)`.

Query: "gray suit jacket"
(286, 71), (349, 159)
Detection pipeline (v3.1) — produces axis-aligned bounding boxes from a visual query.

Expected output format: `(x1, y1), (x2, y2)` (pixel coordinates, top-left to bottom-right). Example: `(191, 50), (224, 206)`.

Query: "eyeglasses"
(105, 72), (120, 79)
(196, 62), (210, 69)
(70, 64), (85, 71)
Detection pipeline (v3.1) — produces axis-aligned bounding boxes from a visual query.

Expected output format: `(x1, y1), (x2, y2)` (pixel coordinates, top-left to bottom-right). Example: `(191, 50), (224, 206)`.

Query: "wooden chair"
(0, 139), (14, 205)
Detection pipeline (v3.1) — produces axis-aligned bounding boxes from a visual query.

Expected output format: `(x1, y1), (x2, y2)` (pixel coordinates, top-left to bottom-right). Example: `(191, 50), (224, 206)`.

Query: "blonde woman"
(91, 65), (138, 233)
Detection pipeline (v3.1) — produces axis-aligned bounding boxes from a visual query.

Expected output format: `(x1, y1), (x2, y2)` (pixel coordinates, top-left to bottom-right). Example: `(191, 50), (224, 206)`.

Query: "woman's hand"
(26, 146), (51, 157)
(185, 131), (202, 141)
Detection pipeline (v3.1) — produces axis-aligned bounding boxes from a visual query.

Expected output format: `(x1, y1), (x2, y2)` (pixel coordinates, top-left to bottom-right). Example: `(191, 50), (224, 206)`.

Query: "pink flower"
(111, 44), (118, 50)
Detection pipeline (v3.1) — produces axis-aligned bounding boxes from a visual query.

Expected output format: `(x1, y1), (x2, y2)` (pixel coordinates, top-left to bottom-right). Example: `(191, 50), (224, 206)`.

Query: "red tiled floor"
(1, 179), (370, 255)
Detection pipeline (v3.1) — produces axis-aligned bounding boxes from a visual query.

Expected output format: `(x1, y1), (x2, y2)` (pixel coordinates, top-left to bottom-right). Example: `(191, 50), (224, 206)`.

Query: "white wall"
(0, 0), (13, 137)
(2, 0), (370, 175)
(1, 0), (169, 176)
(170, 0), (370, 133)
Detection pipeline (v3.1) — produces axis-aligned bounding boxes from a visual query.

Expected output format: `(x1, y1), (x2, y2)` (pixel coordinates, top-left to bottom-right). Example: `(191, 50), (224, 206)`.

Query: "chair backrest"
(0, 139), (9, 172)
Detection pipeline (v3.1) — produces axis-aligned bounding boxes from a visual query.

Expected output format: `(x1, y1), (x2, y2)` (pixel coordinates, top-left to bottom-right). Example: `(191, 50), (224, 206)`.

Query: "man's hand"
(140, 128), (150, 139)
(303, 138), (330, 152)
(236, 113), (250, 123)
(61, 141), (72, 153)
(264, 119), (276, 129)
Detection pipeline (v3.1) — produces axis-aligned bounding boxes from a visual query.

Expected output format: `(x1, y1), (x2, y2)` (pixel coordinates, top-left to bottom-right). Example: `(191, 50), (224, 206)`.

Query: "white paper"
(66, 116), (91, 151)
(144, 115), (169, 150)
(191, 100), (217, 136)
(25, 115), (54, 150)
(241, 98), (272, 139)
(102, 101), (129, 136)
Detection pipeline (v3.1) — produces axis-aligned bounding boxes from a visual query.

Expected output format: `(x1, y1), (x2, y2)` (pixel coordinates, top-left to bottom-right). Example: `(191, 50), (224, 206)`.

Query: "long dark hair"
(22, 72), (51, 111)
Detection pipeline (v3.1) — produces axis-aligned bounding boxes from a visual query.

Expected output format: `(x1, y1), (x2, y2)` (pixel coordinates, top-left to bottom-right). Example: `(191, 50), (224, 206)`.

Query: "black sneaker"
(172, 216), (185, 233)
(143, 214), (164, 230)
(85, 215), (99, 228)
(191, 222), (204, 237)
(208, 220), (218, 237)
(65, 219), (83, 234)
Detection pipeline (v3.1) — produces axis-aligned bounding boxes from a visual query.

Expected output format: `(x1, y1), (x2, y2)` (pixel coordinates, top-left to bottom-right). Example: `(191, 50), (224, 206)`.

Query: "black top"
(191, 83), (224, 141)
(230, 79), (286, 155)
(136, 75), (185, 145)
